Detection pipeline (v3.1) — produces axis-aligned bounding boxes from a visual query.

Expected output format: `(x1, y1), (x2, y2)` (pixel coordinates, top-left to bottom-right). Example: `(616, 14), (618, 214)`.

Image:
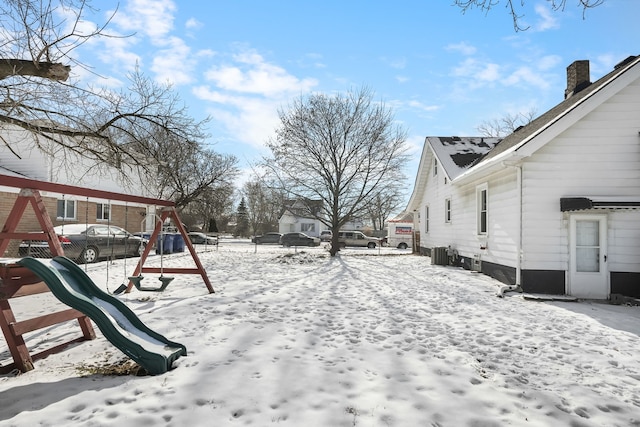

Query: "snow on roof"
(427, 136), (502, 180)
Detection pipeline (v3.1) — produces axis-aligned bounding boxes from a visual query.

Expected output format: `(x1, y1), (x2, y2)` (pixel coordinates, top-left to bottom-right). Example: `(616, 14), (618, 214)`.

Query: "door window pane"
(576, 220), (599, 272)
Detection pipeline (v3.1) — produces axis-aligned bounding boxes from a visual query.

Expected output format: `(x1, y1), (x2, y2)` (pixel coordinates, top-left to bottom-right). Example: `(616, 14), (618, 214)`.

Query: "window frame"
(301, 223), (315, 233)
(445, 198), (452, 223)
(476, 184), (488, 235)
(96, 202), (111, 221)
(424, 205), (430, 233)
(56, 198), (76, 221)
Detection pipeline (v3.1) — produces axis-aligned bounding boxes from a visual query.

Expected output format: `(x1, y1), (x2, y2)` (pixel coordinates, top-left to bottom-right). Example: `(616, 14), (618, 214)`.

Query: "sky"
(1, 242), (640, 426)
(72, 0), (640, 204)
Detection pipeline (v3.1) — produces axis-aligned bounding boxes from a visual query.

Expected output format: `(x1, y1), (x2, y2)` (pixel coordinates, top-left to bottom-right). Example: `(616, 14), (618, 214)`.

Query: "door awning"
(560, 197), (640, 212)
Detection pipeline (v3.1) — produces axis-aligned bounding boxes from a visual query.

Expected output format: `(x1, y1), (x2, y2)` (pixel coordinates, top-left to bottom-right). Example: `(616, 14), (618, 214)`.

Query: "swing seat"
(131, 275), (174, 292)
(128, 275), (144, 287)
(112, 276), (144, 295)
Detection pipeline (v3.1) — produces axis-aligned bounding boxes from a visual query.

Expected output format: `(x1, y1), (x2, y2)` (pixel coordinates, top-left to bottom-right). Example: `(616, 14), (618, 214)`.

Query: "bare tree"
(243, 177), (286, 236)
(264, 87), (409, 256)
(453, 0), (604, 31)
(181, 184), (236, 233)
(137, 128), (239, 209)
(0, 0), (207, 174)
(476, 108), (537, 137)
(367, 186), (405, 232)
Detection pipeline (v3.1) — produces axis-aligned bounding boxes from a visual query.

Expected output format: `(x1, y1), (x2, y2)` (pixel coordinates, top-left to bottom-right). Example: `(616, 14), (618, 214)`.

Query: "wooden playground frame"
(0, 174), (213, 372)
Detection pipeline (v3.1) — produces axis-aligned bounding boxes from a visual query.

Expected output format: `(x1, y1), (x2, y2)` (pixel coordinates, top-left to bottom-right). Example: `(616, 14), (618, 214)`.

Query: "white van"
(337, 231), (380, 248)
(387, 221), (413, 249)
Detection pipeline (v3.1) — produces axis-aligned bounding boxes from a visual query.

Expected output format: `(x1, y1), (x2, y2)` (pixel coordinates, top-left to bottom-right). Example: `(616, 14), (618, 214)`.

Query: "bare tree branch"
(452, 0), (604, 31)
(476, 108), (537, 137)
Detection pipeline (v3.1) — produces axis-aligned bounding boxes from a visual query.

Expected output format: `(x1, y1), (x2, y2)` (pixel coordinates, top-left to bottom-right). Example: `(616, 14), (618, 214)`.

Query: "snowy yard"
(1, 239), (639, 426)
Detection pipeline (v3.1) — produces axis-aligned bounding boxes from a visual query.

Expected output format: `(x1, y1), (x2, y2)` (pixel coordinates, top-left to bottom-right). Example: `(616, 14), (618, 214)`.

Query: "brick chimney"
(564, 60), (591, 99)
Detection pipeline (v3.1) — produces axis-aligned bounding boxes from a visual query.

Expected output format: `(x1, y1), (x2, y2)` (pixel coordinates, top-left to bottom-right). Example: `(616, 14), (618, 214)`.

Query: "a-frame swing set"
(0, 173), (213, 373)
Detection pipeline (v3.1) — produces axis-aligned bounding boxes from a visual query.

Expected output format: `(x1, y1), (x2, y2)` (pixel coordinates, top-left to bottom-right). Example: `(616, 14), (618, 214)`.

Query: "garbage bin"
(172, 233), (185, 252)
(156, 233), (174, 254)
(431, 246), (448, 265)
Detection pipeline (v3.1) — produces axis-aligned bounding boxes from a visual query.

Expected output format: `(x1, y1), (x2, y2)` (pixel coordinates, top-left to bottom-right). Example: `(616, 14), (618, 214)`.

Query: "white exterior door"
(568, 214), (608, 299)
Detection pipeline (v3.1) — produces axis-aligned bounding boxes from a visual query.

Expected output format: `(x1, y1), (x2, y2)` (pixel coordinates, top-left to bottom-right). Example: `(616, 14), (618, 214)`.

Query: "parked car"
(319, 230), (332, 242)
(279, 232), (321, 247)
(187, 232), (218, 245)
(18, 224), (147, 264)
(337, 231), (380, 248)
(251, 232), (283, 244)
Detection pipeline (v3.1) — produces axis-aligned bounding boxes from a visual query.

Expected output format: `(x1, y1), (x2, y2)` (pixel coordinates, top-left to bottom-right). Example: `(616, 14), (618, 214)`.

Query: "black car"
(251, 232), (283, 244)
(279, 232), (321, 247)
(19, 224), (147, 264)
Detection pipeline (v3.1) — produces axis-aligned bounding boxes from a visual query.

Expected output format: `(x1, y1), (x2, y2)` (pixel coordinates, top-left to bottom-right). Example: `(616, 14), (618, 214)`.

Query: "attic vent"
(614, 55), (638, 70)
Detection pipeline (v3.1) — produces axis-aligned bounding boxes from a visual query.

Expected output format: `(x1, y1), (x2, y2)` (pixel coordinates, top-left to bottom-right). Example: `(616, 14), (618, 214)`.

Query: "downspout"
(515, 164), (522, 287)
(496, 162), (523, 297)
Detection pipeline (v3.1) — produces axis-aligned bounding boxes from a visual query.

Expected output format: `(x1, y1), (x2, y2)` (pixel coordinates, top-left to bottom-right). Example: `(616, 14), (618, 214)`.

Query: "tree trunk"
(0, 59), (70, 81)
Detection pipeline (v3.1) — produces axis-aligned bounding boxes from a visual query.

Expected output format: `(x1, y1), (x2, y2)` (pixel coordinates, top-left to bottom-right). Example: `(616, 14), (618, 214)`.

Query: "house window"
(57, 199), (76, 220)
(445, 198), (451, 223)
(301, 223), (315, 233)
(97, 203), (110, 221)
(433, 159), (438, 176)
(424, 205), (429, 233)
(477, 185), (488, 235)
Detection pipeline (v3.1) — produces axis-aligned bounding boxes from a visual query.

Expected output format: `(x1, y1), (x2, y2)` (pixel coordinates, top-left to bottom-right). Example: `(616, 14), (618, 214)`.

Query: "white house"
(406, 55), (640, 300)
(277, 199), (368, 236)
(278, 199), (324, 237)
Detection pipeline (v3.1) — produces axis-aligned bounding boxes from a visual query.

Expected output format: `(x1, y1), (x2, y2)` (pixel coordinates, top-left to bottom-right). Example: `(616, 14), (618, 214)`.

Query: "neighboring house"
(278, 199), (324, 237)
(406, 55), (640, 300)
(0, 124), (154, 255)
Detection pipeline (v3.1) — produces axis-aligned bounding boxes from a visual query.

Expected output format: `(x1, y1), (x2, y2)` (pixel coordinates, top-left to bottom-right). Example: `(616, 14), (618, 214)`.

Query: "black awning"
(561, 197), (640, 212)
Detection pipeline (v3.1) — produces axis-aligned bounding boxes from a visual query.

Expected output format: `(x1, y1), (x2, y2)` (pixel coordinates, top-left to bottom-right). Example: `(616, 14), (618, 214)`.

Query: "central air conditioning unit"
(431, 246), (448, 266)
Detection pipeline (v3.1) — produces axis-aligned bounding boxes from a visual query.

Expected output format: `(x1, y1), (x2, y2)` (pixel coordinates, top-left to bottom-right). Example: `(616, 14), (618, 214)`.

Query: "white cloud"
(193, 86), (282, 149)
(445, 42), (477, 56)
(406, 100), (440, 113)
(193, 49), (321, 149)
(396, 75), (409, 83)
(452, 58), (501, 83)
(537, 55), (562, 71)
(533, 3), (559, 31)
(381, 57), (407, 69)
(151, 37), (194, 85)
(477, 63), (500, 82)
(185, 18), (202, 30)
(204, 49), (318, 96)
(112, 0), (177, 40)
(503, 66), (551, 90)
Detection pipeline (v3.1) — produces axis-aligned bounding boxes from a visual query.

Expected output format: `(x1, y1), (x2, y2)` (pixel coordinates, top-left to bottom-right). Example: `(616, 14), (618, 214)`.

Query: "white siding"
(419, 147), (521, 268)
(450, 169), (519, 267)
(0, 123), (149, 197)
(521, 76), (640, 273)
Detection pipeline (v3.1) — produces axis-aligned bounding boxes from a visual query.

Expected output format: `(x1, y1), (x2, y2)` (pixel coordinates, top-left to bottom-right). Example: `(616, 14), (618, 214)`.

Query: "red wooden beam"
(0, 174), (174, 206)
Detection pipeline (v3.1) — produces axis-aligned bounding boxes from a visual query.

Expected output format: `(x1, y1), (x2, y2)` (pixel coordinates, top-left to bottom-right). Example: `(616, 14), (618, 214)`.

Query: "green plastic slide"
(17, 256), (187, 375)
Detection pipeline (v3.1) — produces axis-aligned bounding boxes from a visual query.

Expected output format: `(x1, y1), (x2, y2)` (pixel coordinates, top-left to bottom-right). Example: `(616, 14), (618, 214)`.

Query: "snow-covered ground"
(1, 239), (639, 426)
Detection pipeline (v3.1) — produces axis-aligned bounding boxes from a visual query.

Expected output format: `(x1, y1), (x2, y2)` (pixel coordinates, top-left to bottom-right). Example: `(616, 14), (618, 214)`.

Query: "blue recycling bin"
(172, 233), (185, 252)
(156, 233), (174, 254)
